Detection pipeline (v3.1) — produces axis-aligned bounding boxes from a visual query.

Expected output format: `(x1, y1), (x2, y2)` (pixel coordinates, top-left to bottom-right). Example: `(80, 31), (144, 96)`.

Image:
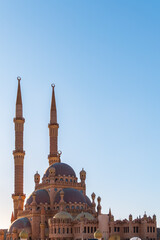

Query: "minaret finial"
(16, 76), (22, 117)
(48, 84), (60, 165)
(17, 76), (21, 81)
(50, 83), (57, 124)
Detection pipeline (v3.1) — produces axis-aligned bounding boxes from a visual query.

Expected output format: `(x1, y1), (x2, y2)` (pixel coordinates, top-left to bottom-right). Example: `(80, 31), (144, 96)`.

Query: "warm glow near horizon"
(0, 0), (160, 229)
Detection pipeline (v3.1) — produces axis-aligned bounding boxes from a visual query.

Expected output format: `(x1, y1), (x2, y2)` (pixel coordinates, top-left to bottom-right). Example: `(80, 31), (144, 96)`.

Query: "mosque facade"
(0, 78), (158, 240)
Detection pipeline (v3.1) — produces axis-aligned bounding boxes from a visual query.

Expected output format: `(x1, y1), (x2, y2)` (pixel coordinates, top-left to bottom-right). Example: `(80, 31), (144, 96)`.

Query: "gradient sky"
(0, 0), (160, 229)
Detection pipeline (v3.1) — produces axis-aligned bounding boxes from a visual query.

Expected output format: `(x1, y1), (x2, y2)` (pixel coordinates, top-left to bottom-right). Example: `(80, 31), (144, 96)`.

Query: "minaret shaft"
(13, 151), (25, 194)
(48, 85), (60, 165)
(12, 77), (25, 220)
(49, 126), (58, 154)
(14, 120), (24, 151)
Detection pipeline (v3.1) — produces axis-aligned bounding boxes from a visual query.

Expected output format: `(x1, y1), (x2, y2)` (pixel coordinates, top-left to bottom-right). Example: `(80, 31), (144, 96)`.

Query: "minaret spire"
(16, 77), (22, 115)
(50, 84), (57, 124)
(12, 77), (25, 220)
(48, 84), (60, 165)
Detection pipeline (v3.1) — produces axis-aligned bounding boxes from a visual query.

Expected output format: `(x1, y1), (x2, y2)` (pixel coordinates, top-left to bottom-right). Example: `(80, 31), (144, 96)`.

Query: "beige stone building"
(108, 210), (157, 240)
(0, 78), (158, 240)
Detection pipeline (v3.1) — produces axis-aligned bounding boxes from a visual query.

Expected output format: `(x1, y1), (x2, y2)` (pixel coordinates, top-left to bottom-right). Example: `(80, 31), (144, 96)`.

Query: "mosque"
(0, 78), (158, 240)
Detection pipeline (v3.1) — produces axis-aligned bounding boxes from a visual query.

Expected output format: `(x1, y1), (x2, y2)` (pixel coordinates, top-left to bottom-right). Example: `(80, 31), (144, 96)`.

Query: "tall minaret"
(12, 77), (25, 220)
(48, 84), (60, 165)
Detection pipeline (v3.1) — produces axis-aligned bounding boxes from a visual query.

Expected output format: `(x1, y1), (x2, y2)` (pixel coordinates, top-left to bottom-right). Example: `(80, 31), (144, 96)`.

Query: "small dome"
(76, 212), (95, 220)
(26, 189), (50, 205)
(54, 188), (86, 204)
(53, 211), (73, 220)
(9, 217), (31, 234)
(94, 229), (102, 239)
(34, 171), (40, 177)
(19, 229), (28, 239)
(43, 162), (76, 178)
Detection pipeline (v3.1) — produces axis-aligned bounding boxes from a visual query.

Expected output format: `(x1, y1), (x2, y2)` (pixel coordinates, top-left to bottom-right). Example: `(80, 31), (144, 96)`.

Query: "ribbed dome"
(9, 217), (31, 233)
(26, 189), (50, 205)
(43, 162), (76, 178)
(54, 188), (86, 204)
(76, 212), (95, 220)
(53, 211), (73, 220)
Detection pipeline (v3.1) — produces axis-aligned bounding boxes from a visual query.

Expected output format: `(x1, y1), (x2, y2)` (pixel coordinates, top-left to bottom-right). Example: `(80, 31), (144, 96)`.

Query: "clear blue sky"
(0, 0), (160, 228)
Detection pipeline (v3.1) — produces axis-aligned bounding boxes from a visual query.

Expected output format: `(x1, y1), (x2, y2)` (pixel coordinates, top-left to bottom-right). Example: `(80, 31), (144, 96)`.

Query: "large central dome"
(43, 162), (76, 178)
